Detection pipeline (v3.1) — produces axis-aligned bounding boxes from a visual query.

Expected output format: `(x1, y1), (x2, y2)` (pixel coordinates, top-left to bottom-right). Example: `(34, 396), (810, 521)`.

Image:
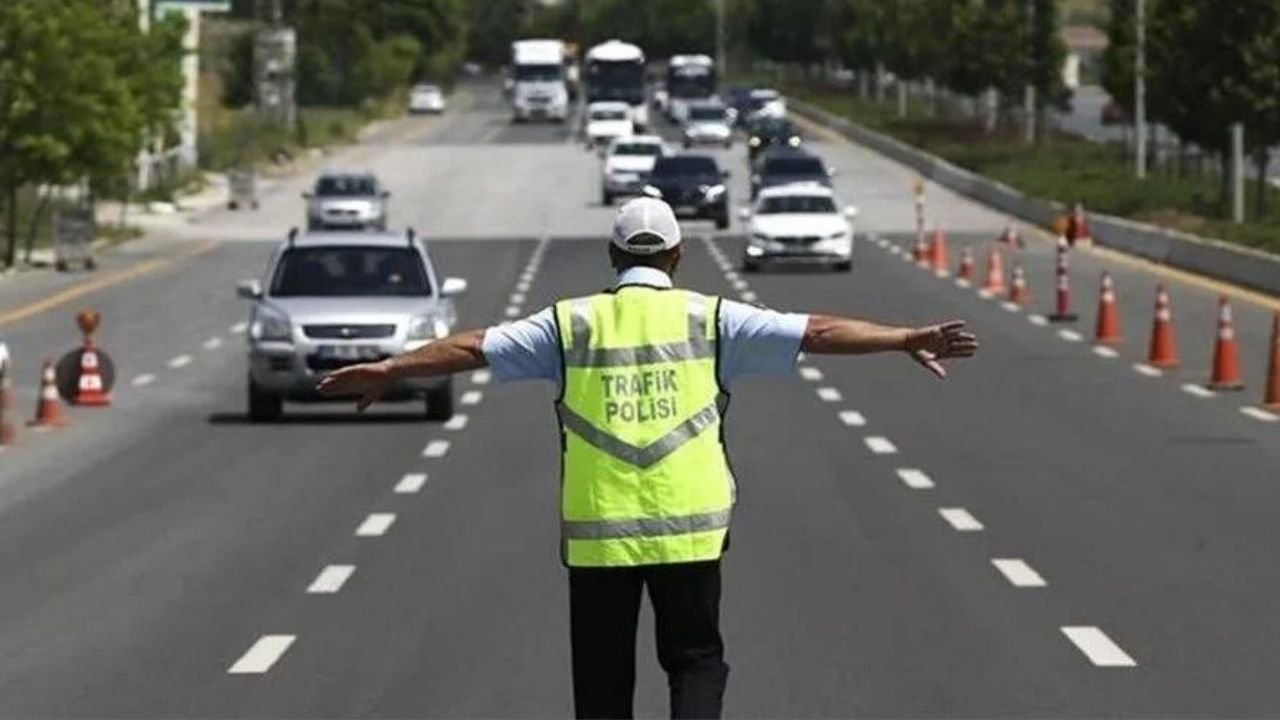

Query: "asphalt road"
(0, 79), (1278, 717)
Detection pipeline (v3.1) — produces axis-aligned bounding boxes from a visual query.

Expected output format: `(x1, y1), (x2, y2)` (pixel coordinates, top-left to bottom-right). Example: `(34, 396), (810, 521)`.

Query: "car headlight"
(407, 315), (450, 341)
(701, 184), (726, 200)
(787, 136), (801, 147)
(748, 136), (761, 147)
(250, 304), (292, 342)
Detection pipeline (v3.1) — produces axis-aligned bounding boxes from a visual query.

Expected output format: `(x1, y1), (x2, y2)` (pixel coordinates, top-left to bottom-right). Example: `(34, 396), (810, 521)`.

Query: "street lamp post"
(1135, 0), (1147, 179)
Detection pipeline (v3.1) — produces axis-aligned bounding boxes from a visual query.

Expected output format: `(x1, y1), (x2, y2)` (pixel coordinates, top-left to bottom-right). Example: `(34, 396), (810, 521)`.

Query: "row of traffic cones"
(0, 320), (114, 447)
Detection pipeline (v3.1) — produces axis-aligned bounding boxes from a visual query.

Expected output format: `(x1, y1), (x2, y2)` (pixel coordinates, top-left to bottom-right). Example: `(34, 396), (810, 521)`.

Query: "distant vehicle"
(666, 54), (716, 123)
(303, 172), (389, 231)
(750, 149), (833, 199)
(746, 116), (802, 162)
(722, 85), (754, 126)
(1100, 100), (1128, 126)
(681, 100), (733, 149)
(601, 135), (668, 205)
(745, 88), (787, 121)
(408, 83), (445, 114)
(584, 101), (635, 149)
(644, 153), (730, 230)
(585, 39), (649, 131)
(510, 39), (570, 122)
(236, 229), (469, 422)
(741, 184), (856, 272)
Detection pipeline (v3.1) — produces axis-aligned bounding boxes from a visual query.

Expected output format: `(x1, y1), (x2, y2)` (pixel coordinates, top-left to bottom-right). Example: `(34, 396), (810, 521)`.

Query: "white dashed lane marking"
(227, 635), (296, 674)
(203, 337), (223, 350)
(472, 370), (491, 385)
(740, 290), (758, 303)
(1000, 301), (1021, 313)
(306, 565), (355, 594)
(1133, 363), (1163, 377)
(504, 306), (522, 318)
(395, 472), (428, 494)
(230, 321), (249, 334)
(131, 374), (156, 387)
(168, 354), (192, 369)
(838, 410), (866, 427)
(422, 440), (451, 458)
(1057, 329), (1084, 343)
(1092, 346), (1119, 359)
(460, 390), (483, 406)
(896, 468), (935, 489)
(816, 387), (843, 402)
(799, 367), (823, 382)
(1028, 314), (1049, 326)
(992, 558), (1048, 587)
(938, 508), (984, 532)
(1240, 406), (1279, 423)
(1061, 626), (1137, 667)
(1181, 383), (1216, 399)
(864, 436), (898, 454)
(510, 293), (526, 305)
(443, 414), (469, 431)
(355, 513), (396, 537)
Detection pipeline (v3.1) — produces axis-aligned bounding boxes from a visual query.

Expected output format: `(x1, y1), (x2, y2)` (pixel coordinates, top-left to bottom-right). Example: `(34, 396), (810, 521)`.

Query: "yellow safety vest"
(554, 286), (734, 567)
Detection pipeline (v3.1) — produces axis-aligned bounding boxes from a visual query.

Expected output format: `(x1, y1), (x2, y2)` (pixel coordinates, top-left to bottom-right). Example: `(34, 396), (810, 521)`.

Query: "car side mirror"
(642, 185), (663, 199)
(720, 169), (731, 179)
(844, 205), (859, 219)
(440, 277), (468, 297)
(236, 279), (263, 299)
(301, 191), (312, 199)
(737, 206), (752, 222)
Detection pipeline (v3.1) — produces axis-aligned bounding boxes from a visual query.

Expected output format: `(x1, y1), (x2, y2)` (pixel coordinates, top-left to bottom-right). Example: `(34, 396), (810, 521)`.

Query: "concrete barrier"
(793, 98), (1280, 297)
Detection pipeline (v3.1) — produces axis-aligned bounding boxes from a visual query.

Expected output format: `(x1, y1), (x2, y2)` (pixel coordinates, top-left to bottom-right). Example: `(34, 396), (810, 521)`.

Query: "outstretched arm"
(316, 329), (487, 411)
(802, 315), (978, 379)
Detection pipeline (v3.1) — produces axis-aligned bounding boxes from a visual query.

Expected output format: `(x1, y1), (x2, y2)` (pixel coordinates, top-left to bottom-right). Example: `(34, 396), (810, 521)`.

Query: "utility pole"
(715, 0), (726, 78)
(1231, 123), (1245, 224)
(1135, 0), (1147, 179)
(1023, 0), (1036, 145)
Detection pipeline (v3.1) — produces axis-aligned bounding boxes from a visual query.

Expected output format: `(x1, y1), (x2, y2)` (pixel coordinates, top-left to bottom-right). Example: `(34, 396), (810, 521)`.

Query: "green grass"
(789, 85), (1280, 254)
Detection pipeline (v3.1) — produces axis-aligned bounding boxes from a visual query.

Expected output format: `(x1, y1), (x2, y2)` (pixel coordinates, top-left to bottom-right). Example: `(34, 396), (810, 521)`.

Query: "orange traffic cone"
(1262, 311), (1279, 410)
(1067, 202), (1093, 247)
(930, 227), (949, 276)
(1008, 264), (1030, 306)
(981, 246), (1005, 295)
(0, 362), (14, 446)
(997, 223), (1020, 248)
(28, 361), (66, 429)
(956, 246), (975, 282)
(1093, 271), (1122, 345)
(1049, 238), (1078, 322)
(1146, 285), (1179, 368)
(73, 343), (111, 406)
(915, 229), (932, 268)
(1207, 296), (1245, 391)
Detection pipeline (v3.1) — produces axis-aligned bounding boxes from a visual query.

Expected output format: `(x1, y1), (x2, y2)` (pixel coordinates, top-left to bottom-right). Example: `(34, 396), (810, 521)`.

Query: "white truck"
(510, 39), (569, 122)
(584, 40), (648, 132)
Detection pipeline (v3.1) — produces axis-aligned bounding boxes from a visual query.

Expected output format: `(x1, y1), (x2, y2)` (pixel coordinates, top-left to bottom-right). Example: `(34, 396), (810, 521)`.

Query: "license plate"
(316, 344), (380, 361)
(674, 205), (699, 216)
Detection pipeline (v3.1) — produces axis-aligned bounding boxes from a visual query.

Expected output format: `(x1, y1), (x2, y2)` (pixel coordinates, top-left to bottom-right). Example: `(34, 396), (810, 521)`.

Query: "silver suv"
(303, 172), (389, 231)
(236, 229), (468, 422)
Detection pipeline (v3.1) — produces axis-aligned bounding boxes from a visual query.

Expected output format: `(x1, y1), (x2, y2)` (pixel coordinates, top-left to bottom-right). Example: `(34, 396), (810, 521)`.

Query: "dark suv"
(746, 117), (802, 163)
(750, 149), (833, 199)
(645, 154), (730, 229)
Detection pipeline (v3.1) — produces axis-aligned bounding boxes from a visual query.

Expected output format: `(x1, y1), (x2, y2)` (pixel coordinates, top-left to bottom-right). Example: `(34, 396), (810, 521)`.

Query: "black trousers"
(569, 560), (730, 719)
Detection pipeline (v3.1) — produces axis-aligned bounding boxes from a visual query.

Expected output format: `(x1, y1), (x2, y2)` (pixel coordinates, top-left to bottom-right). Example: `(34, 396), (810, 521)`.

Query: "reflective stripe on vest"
(555, 288), (733, 567)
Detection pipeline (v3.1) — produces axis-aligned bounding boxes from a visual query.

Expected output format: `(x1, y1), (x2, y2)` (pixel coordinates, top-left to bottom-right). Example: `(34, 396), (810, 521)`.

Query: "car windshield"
(515, 64), (562, 82)
(758, 196), (837, 214)
(754, 119), (794, 137)
(591, 108), (628, 120)
(315, 176), (377, 197)
(413, 85), (439, 95)
(765, 157), (825, 175)
(270, 247), (431, 297)
(748, 91), (779, 109)
(689, 106), (726, 121)
(614, 142), (661, 156)
(653, 156), (718, 177)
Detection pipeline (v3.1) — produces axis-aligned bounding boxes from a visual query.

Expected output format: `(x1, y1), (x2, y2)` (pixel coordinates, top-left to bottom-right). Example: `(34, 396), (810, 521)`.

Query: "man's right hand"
(316, 360), (393, 412)
(904, 320), (979, 379)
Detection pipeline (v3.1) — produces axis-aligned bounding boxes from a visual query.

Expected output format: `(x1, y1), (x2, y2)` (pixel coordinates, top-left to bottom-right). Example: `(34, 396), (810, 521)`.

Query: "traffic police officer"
(317, 197), (978, 718)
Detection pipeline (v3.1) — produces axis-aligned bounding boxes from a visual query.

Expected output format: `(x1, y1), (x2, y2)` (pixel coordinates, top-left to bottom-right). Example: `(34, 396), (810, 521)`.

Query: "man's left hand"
(905, 320), (978, 379)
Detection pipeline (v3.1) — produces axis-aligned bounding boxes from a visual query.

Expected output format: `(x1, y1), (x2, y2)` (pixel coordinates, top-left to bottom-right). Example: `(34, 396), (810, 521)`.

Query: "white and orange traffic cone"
(914, 229), (932, 268)
(1207, 296), (1245, 391)
(1067, 202), (1093, 247)
(1146, 285), (1179, 368)
(930, 227), (949, 276)
(1008, 264), (1030, 306)
(73, 343), (111, 406)
(28, 361), (66, 429)
(1093, 271), (1122, 345)
(1261, 311), (1279, 410)
(980, 245), (1005, 297)
(1048, 238), (1078, 322)
(956, 246), (975, 284)
(997, 223), (1020, 248)
(0, 361), (14, 446)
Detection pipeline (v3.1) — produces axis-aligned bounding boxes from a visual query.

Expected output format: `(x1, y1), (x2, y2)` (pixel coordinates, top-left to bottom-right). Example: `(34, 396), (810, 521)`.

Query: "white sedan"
(740, 184), (857, 272)
(584, 101), (634, 150)
(600, 135), (667, 205)
(408, 84), (446, 114)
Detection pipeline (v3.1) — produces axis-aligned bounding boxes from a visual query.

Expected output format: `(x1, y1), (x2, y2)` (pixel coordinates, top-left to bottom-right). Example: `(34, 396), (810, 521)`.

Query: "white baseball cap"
(612, 197), (681, 255)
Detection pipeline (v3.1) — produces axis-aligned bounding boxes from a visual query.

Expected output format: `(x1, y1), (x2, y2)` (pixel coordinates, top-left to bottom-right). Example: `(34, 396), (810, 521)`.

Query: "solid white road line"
(227, 635), (296, 674)
(306, 565), (355, 594)
(1181, 383), (1216, 399)
(395, 472), (428, 494)
(816, 387), (843, 402)
(1133, 363), (1163, 377)
(422, 440), (451, 458)
(1061, 626), (1137, 667)
(167, 354), (192, 369)
(838, 410), (867, 427)
(992, 558), (1047, 587)
(1057, 329), (1084, 343)
(864, 436), (898, 454)
(230, 321), (249, 334)
(938, 507), (984, 532)
(1028, 314), (1049, 326)
(740, 291), (759, 303)
(355, 513), (395, 537)
(460, 390), (483, 405)
(799, 366), (823, 382)
(443, 414), (469, 431)
(1092, 346), (1119, 359)
(1240, 406), (1280, 423)
(896, 468), (934, 489)
(131, 374), (156, 387)
(472, 370), (491, 385)
(203, 337), (223, 350)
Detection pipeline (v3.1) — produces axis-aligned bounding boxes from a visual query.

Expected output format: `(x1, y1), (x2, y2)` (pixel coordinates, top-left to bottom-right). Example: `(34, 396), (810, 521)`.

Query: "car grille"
(302, 324), (396, 339)
(775, 236), (822, 245)
(305, 353), (391, 372)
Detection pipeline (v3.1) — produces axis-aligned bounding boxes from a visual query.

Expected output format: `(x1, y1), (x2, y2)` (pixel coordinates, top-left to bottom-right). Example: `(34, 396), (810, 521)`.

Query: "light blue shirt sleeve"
(480, 307), (562, 384)
(716, 299), (808, 388)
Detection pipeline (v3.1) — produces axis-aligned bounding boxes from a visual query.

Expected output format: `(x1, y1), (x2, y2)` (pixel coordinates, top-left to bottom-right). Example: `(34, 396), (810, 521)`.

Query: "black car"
(750, 149), (833, 199)
(746, 117), (802, 162)
(722, 85), (753, 126)
(646, 154), (730, 229)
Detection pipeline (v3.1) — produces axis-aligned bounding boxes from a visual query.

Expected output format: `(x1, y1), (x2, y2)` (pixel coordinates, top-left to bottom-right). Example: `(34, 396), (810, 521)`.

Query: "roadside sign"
(53, 208), (96, 272)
